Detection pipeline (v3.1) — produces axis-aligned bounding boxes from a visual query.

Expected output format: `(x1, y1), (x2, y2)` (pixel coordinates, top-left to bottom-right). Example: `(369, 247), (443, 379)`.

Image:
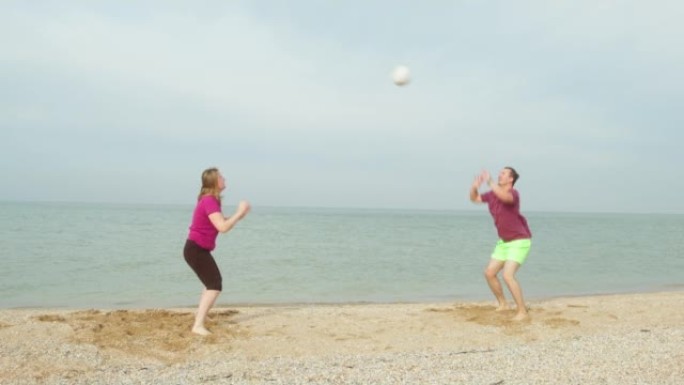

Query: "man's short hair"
(505, 167), (519, 186)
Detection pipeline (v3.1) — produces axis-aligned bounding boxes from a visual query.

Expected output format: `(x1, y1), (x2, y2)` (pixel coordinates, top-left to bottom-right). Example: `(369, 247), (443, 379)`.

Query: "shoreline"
(4, 286), (683, 311)
(1, 291), (683, 384)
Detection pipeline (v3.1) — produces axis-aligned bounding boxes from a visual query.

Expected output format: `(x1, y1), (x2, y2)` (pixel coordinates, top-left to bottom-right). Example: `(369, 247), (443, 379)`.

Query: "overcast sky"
(2, 1), (683, 213)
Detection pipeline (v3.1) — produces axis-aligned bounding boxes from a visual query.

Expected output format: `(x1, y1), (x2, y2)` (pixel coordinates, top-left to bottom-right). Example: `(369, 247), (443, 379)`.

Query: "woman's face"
(217, 172), (226, 191)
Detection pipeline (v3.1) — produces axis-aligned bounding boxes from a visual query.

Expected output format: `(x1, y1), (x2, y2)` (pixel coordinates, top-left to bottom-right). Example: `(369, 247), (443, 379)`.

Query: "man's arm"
(470, 174), (484, 203)
(486, 178), (514, 204)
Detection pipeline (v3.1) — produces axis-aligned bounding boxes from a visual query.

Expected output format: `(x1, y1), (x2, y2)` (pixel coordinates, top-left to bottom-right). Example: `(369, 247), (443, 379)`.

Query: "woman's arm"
(209, 201), (251, 233)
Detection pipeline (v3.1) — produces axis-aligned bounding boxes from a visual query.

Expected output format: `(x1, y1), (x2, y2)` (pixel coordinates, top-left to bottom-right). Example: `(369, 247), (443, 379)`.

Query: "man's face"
(498, 168), (513, 185)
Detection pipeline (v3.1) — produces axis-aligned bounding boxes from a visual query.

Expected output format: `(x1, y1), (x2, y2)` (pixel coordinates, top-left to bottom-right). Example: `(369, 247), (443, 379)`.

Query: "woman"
(184, 167), (250, 335)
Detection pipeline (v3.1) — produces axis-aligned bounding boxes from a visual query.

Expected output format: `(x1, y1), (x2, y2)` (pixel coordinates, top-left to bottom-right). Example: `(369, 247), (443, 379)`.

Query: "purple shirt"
(188, 195), (222, 251)
(481, 189), (532, 242)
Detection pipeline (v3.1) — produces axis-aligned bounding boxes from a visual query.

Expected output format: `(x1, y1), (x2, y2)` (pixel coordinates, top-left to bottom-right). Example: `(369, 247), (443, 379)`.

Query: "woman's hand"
(236, 200), (251, 220)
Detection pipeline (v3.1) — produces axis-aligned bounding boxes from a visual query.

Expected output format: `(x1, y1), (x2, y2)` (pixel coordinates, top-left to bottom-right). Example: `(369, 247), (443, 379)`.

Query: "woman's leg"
(192, 289), (221, 335)
(184, 240), (223, 335)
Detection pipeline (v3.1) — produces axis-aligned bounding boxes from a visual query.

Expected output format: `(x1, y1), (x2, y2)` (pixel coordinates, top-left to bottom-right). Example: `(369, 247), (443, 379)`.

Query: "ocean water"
(1, 201), (682, 309)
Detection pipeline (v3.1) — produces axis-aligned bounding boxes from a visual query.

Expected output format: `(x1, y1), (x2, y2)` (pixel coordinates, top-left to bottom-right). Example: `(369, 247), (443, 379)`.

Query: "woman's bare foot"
(512, 312), (529, 321)
(192, 325), (212, 336)
(495, 303), (510, 312)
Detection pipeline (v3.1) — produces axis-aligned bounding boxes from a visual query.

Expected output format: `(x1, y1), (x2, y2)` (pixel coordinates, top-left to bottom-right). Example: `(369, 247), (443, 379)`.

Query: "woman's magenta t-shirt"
(188, 195), (222, 251)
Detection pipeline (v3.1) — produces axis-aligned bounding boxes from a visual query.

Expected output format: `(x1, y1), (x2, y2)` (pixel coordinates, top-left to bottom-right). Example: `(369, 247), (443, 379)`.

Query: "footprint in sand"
(543, 317), (580, 328)
(34, 309), (242, 363)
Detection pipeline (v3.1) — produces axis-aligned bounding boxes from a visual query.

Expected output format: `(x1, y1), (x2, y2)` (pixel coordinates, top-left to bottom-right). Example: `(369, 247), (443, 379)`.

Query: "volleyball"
(391, 65), (410, 86)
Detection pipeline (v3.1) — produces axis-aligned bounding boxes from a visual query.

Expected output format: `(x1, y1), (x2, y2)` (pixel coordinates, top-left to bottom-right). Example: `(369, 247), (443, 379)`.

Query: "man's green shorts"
(491, 239), (532, 265)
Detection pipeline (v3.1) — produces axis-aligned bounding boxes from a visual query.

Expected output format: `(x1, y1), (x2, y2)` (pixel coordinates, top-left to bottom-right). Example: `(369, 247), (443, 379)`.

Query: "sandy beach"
(1, 291), (682, 385)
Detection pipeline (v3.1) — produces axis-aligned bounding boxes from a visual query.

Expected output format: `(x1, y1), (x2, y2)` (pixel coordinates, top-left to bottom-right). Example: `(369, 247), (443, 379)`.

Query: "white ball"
(392, 65), (410, 86)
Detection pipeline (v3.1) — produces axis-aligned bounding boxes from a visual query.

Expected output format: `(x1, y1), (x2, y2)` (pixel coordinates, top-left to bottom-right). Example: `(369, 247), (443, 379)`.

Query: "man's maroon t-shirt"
(481, 189), (532, 242)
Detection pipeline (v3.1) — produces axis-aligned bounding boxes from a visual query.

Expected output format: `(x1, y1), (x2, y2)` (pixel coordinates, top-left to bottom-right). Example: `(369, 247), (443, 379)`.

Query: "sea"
(1, 201), (682, 309)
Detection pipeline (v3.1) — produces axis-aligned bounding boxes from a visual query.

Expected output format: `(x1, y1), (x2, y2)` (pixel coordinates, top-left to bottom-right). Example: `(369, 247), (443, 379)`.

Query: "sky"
(1, 1), (683, 213)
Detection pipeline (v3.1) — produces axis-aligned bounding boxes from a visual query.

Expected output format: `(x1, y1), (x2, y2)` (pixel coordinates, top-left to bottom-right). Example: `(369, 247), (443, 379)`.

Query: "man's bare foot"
(192, 326), (211, 336)
(512, 312), (529, 321)
(495, 304), (510, 312)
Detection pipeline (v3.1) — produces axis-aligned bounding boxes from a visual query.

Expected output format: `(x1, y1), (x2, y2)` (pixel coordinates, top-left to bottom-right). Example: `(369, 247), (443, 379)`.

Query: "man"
(470, 167), (532, 321)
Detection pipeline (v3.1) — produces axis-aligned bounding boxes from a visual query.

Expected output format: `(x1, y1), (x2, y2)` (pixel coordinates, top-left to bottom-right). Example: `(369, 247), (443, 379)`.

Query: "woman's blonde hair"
(198, 167), (222, 202)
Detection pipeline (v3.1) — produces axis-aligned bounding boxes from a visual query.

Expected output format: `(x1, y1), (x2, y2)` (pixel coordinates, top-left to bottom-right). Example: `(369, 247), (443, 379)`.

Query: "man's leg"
(502, 261), (528, 321)
(484, 259), (507, 310)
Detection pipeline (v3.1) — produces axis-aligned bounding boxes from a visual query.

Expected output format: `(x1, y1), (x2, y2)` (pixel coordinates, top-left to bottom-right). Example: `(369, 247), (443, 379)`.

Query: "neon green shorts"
(491, 239), (531, 265)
